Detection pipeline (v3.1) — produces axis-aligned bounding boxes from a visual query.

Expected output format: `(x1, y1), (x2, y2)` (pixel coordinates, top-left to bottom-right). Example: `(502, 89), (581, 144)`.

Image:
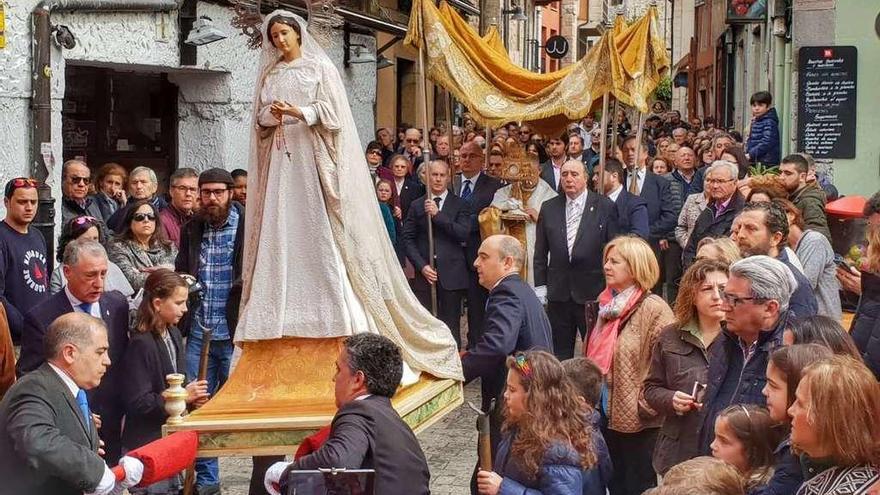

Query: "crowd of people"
(0, 87), (879, 495)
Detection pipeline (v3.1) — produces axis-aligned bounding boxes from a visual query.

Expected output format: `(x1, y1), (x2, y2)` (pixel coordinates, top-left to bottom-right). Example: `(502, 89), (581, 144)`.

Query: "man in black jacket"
(174, 167), (245, 493)
(402, 160), (471, 348)
(17, 239), (130, 464)
(683, 160), (746, 267)
(464, 235), (553, 453)
(265, 333), (430, 495)
(452, 141), (502, 348)
(534, 160), (619, 360)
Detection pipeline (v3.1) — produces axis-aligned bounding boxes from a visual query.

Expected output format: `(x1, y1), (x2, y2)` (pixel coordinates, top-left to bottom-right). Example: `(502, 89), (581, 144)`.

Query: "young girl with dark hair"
(476, 350), (598, 494)
(711, 405), (784, 494)
(121, 269), (208, 494)
(757, 344), (834, 495)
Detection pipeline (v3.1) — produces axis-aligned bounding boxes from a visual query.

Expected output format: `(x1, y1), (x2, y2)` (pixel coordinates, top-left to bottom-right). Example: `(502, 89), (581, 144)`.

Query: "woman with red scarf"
(585, 235), (674, 495)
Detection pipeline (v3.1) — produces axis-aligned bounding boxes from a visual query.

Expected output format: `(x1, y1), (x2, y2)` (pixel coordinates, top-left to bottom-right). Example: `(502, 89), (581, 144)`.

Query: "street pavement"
(218, 381), (481, 495)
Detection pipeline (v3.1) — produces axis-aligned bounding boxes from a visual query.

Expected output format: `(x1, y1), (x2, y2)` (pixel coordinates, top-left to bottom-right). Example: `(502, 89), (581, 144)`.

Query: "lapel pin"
(589, 206), (594, 212)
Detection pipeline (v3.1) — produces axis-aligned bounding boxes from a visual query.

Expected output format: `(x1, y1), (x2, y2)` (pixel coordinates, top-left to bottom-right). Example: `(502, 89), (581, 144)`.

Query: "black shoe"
(196, 485), (221, 495)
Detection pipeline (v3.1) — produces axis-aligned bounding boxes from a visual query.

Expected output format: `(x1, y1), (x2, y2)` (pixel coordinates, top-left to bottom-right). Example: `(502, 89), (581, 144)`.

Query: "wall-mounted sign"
(797, 46), (858, 159)
(726, 0), (766, 24)
(0, 1), (6, 49)
(544, 36), (569, 60)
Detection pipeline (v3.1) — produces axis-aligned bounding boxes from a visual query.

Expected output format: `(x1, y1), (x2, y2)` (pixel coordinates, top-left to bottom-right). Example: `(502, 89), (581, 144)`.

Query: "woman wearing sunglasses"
(50, 215), (134, 297)
(107, 200), (177, 292)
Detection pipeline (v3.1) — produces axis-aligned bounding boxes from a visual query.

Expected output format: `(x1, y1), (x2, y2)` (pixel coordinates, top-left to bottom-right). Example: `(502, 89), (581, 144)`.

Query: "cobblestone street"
(218, 381), (480, 495)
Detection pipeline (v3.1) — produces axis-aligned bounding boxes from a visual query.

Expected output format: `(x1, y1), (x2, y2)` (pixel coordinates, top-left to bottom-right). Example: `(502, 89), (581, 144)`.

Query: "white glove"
(264, 461), (291, 495)
(119, 456), (144, 488)
(533, 285), (548, 305)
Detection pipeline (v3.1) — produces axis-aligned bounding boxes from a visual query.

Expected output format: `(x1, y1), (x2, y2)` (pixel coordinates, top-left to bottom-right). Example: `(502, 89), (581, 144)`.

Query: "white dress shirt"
(65, 286), (101, 319)
(48, 362), (79, 398)
(430, 189), (450, 211)
(626, 167), (646, 195)
(395, 177), (405, 195)
(565, 190), (588, 256)
(460, 172), (481, 195)
(608, 184), (624, 203)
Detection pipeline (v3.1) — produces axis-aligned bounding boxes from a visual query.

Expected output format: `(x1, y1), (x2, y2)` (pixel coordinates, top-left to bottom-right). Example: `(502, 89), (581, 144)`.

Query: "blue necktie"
(75, 389), (91, 429)
(461, 179), (472, 200)
(78, 302), (92, 315)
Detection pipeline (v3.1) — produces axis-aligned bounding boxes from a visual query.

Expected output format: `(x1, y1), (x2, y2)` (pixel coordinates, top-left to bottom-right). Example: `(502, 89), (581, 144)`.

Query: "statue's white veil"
(242, 10), (464, 381)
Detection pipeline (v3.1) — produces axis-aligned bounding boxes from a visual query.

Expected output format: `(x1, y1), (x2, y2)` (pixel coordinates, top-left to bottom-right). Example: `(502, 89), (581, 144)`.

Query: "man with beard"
(175, 168), (245, 494)
(777, 153), (831, 241)
(730, 201), (818, 318)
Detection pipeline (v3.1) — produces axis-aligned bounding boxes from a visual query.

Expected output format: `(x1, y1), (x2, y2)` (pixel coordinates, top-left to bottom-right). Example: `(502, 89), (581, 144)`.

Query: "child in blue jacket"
(747, 91), (781, 166)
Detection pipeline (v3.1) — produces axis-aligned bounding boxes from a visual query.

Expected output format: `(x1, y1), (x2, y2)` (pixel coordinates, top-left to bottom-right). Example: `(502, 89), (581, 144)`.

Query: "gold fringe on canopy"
(403, 0), (669, 134)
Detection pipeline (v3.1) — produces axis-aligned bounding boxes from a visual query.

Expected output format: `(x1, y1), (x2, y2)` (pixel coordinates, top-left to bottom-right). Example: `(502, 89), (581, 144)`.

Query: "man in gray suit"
(0, 312), (142, 495)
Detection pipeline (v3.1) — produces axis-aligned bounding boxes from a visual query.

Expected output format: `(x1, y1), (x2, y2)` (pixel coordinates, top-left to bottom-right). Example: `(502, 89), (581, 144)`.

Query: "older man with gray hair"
(17, 239), (131, 463)
(106, 166), (168, 233)
(0, 312), (144, 494)
(60, 159), (104, 226)
(682, 160), (745, 266)
(697, 255), (795, 454)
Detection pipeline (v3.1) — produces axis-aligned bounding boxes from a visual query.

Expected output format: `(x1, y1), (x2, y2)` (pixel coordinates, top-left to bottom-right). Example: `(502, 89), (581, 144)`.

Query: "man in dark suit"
(593, 158), (650, 239)
(464, 235), (553, 452)
(0, 313), (142, 495)
(539, 133), (568, 192)
(452, 141), (502, 348)
(402, 160), (471, 348)
(620, 136), (677, 246)
(683, 160), (746, 266)
(265, 333), (430, 495)
(535, 159), (619, 360)
(17, 238), (129, 465)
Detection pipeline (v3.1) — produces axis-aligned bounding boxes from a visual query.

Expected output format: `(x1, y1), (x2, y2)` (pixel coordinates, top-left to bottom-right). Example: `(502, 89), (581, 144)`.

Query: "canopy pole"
(445, 90), (454, 163)
(633, 111), (646, 172)
(609, 97), (621, 154)
(597, 93), (610, 196)
(418, 43), (439, 316)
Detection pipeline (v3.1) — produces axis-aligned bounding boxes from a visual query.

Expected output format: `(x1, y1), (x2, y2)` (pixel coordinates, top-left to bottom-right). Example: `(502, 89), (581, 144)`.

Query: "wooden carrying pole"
(633, 111), (646, 172)
(597, 93), (610, 196)
(418, 43), (438, 316)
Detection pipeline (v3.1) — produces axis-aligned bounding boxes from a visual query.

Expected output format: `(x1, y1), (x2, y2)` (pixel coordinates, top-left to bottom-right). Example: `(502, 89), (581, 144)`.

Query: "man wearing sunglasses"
(696, 255), (795, 456)
(0, 177), (49, 344)
(60, 160), (103, 228)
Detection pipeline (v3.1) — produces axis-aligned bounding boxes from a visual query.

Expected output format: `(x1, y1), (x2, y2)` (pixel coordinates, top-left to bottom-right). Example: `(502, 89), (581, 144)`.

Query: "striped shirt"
(194, 208), (239, 340)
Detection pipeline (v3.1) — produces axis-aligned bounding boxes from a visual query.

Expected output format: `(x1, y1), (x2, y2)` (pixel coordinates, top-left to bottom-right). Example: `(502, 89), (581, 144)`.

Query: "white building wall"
(0, 1), (377, 219)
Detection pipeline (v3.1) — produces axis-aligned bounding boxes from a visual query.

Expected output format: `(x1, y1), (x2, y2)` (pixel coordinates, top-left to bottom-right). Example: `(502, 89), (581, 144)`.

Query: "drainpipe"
(781, 40), (792, 156)
(30, 0), (179, 257)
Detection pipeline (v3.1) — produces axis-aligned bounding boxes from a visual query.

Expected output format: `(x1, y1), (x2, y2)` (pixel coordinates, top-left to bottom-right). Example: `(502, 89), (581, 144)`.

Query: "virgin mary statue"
(237, 10), (463, 381)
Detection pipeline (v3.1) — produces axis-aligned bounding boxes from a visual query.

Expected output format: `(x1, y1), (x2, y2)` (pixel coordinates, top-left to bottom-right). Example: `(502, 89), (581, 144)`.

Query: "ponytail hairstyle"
(136, 269), (188, 337)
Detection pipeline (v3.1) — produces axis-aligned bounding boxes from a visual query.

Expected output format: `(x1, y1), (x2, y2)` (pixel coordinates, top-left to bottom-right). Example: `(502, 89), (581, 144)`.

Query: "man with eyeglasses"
(697, 255), (795, 455)
(730, 201), (818, 318)
(60, 160), (103, 227)
(401, 128), (425, 170)
(159, 168), (199, 248)
(683, 160), (746, 267)
(0, 178), (49, 344)
(175, 168), (246, 493)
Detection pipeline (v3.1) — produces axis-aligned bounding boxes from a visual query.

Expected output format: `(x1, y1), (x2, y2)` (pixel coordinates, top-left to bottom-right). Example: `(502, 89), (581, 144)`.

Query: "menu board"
(796, 46), (857, 159)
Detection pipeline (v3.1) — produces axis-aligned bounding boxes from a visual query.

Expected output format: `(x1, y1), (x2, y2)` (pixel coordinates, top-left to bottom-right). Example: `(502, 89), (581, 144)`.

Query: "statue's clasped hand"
(270, 100), (303, 122)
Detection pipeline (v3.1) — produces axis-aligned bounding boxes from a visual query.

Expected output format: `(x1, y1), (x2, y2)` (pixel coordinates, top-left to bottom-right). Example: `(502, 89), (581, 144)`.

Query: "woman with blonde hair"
(645, 259), (729, 474)
(789, 356), (880, 494)
(475, 350), (599, 494)
(696, 236), (742, 265)
(585, 235), (674, 494)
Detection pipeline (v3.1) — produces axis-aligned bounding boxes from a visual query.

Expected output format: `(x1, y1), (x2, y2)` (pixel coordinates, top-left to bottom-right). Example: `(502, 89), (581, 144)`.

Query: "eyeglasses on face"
(173, 185), (199, 194)
(69, 176), (91, 185)
(721, 292), (766, 307)
(200, 188), (229, 198)
(706, 178), (736, 185)
(367, 150), (382, 156)
(132, 213), (156, 222)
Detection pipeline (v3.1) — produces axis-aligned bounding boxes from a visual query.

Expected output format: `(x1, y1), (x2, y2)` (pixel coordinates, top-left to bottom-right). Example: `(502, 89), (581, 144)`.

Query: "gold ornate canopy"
(403, 0), (669, 134)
